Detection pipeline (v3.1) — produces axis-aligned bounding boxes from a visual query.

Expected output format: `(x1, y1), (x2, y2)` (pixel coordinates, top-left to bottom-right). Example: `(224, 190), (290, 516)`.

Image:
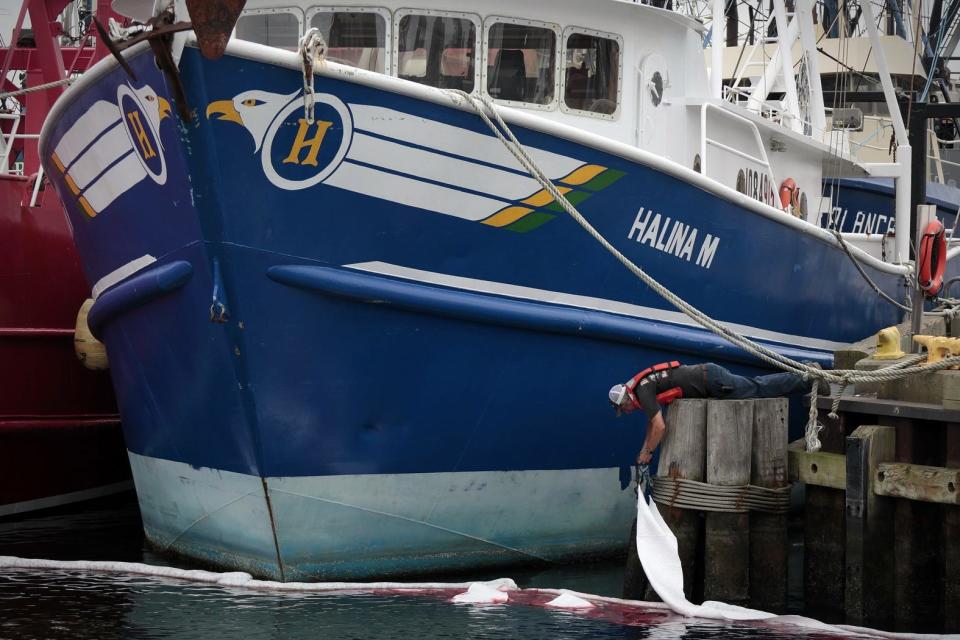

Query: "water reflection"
(0, 569), (821, 640)
(0, 496), (829, 640)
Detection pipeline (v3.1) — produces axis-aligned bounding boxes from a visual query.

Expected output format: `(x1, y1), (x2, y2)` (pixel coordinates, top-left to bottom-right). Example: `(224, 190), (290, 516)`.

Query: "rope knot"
(299, 28), (328, 124)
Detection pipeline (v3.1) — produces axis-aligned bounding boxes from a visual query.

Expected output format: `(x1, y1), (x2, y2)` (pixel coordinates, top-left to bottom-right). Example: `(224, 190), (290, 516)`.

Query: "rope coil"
(651, 477), (791, 514)
(448, 89), (960, 452)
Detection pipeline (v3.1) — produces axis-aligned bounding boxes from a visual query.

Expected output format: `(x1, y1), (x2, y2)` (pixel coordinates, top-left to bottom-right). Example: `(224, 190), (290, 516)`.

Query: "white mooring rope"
(448, 89), (960, 452)
(0, 76), (74, 101)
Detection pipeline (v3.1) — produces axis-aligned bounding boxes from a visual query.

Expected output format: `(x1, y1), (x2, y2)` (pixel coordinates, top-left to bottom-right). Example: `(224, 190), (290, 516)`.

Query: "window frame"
(559, 25), (623, 121)
(234, 6), (305, 48)
(392, 8), (482, 92)
(481, 16), (561, 112)
(304, 6), (393, 74)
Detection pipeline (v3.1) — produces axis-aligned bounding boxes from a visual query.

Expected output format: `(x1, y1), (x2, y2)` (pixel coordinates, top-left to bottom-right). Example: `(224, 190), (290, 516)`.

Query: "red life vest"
(624, 361), (683, 409)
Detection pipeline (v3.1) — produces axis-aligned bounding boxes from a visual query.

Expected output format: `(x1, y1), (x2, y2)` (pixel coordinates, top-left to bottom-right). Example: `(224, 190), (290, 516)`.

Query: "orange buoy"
(918, 220), (947, 297)
(779, 178), (797, 211)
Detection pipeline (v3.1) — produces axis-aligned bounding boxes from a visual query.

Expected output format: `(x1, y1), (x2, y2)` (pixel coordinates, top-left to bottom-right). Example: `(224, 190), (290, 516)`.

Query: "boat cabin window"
(309, 9), (388, 73)
(485, 21), (556, 106)
(563, 32), (620, 115)
(396, 12), (478, 92)
(235, 10), (302, 50)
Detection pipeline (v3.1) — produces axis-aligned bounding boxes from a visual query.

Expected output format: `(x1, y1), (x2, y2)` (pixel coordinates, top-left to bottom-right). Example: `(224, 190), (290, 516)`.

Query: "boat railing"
(700, 101), (777, 190)
(0, 110), (46, 207)
(724, 84), (825, 141)
(0, 112), (25, 176)
(722, 85), (788, 123)
(847, 113), (960, 184)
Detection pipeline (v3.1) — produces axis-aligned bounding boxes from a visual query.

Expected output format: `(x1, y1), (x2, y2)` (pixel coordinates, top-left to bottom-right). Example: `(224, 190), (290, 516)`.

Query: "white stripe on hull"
(53, 100), (121, 168)
(92, 254), (158, 299)
(325, 162), (508, 221)
(349, 104), (581, 179)
(345, 260), (849, 353)
(347, 132), (541, 200)
(83, 152), (147, 212)
(69, 123), (132, 190)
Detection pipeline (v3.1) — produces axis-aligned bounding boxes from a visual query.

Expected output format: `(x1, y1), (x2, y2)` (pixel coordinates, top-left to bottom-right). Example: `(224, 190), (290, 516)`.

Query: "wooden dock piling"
(623, 398), (798, 611)
(749, 398), (788, 612)
(802, 411), (847, 621)
(623, 399), (707, 601)
(844, 425), (895, 628)
(793, 393), (960, 632)
(704, 400), (753, 604)
(622, 517), (648, 600)
(945, 422), (960, 632)
(656, 399), (707, 601)
(891, 421), (945, 633)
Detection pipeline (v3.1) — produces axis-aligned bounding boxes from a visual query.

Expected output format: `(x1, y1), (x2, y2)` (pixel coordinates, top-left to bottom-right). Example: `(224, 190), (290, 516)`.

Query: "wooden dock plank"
(788, 439), (846, 489)
(875, 462), (960, 505)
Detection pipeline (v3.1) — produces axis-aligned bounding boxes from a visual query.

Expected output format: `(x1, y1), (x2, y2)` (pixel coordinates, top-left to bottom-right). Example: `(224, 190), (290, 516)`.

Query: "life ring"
(779, 178), (797, 211)
(918, 219), (947, 296)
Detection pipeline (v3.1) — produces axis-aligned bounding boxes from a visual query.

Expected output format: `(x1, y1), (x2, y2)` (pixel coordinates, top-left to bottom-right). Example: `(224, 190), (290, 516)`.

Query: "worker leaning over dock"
(609, 362), (824, 464)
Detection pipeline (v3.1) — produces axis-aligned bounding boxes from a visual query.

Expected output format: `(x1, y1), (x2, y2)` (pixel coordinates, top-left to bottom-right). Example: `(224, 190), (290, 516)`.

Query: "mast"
(0, 0), (116, 175)
(712, 0), (725, 98)
(859, 0), (911, 266)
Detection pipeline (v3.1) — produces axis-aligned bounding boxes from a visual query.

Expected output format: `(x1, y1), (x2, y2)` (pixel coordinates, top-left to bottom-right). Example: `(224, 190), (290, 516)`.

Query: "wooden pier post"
(945, 422), (960, 632)
(749, 398), (788, 612)
(622, 517), (649, 600)
(804, 410), (847, 621)
(705, 399), (754, 604)
(649, 399), (707, 601)
(889, 420), (945, 632)
(844, 425), (895, 628)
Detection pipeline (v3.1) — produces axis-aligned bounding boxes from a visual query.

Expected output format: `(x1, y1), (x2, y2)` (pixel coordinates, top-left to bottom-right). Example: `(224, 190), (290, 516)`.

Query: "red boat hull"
(0, 174), (130, 517)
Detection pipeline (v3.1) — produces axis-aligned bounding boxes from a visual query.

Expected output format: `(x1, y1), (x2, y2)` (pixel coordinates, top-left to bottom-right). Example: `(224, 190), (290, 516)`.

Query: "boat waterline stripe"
(92, 254), (158, 300)
(0, 481), (133, 518)
(343, 261), (848, 353)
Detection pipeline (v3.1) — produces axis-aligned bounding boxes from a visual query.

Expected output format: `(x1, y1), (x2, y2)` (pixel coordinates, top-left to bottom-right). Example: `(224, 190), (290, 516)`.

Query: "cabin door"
(637, 53), (669, 158)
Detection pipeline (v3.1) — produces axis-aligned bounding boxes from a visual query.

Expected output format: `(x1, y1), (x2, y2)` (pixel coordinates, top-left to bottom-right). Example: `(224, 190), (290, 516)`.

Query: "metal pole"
(910, 107), (928, 349)
(795, 0), (827, 137)
(712, 0), (725, 99)
(771, 0), (801, 132)
(861, 0), (912, 266)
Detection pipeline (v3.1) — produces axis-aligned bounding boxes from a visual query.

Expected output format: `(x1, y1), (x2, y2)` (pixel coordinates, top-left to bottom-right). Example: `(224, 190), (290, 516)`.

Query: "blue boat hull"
(40, 44), (907, 579)
(822, 177), (960, 235)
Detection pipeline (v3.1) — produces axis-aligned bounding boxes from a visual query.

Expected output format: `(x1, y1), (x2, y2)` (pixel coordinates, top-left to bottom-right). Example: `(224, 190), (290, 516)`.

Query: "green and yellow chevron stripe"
(480, 164), (626, 233)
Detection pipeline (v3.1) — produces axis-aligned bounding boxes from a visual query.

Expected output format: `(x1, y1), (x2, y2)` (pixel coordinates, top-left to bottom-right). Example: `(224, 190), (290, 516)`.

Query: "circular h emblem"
(116, 84), (167, 185)
(262, 94), (352, 191)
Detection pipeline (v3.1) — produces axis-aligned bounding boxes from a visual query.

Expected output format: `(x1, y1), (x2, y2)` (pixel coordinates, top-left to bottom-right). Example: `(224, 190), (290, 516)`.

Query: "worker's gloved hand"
(636, 448), (653, 465)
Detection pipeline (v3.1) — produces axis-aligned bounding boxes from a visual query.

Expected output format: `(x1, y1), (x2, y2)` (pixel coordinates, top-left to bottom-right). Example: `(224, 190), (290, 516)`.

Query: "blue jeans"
(704, 363), (810, 400)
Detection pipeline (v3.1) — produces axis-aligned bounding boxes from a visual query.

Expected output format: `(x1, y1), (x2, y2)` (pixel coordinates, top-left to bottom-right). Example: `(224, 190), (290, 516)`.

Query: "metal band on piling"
(651, 477), (791, 514)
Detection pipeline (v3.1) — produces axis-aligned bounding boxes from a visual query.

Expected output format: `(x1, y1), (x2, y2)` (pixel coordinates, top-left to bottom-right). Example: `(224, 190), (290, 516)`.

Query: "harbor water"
(0, 494), (832, 640)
